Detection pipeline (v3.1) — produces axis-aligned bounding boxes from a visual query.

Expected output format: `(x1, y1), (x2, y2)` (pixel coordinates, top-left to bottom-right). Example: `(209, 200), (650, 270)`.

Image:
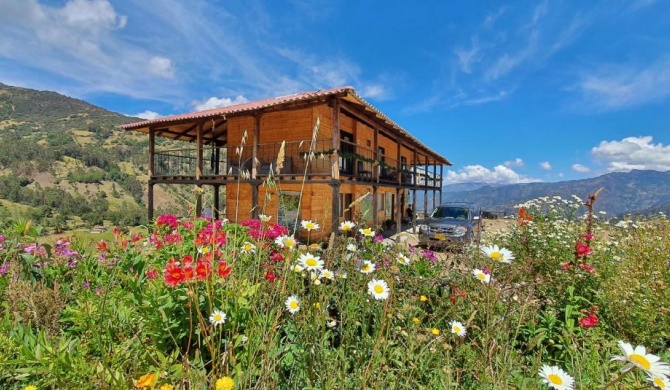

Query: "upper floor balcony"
(152, 139), (442, 189)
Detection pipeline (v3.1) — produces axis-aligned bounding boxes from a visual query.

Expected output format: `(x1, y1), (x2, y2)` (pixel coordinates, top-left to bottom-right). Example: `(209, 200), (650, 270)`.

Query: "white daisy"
(360, 260), (376, 274)
(339, 221), (356, 232)
(275, 235), (298, 250)
(647, 373), (670, 389)
(450, 320), (467, 337)
(240, 241), (256, 254)
(209, 310), (226, 326)
(301, 220), (320, 231)
(285, 295), (301, 314)
(319, 269), (334, 280)
(480, 244), (515, 263)
(367, 279), (389, 300)
(258, 214), (272, 222)
(611, 341), (670, 377)
(472, 268), (491, 283)
(298, 252), (324, 272)
(360, 227), (376, 237)
(397, 254), (410, 266)
(538, 365), (574, 390)
(292, 264), (304, 273)
(346, 243), (357, 252)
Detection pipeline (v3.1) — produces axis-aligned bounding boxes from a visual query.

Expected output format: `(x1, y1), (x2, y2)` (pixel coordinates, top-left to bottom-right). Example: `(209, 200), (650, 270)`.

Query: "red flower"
(182, 254), (194, 266)
(265, 269), (276, 283)
(517, 207), (532, 225)
(113, 226), (121, 239)
(579, 264), (596, 274)
(120, 238), (129, 249)
(156, 214), (178, 228)
(195, 260), (211, 281)
(217, 261), (232, 278)
(164, 259), (185, 287)
(269, 251), (284, 262)
(579, 311), (599, 328)
(96, 240), (108, 252)
(131, 233), (143, 242)
(561, 261), (572, 270)
(575, 242), (592, 257)
(146, 269), (158, 279)
(183, 264), (194, 280)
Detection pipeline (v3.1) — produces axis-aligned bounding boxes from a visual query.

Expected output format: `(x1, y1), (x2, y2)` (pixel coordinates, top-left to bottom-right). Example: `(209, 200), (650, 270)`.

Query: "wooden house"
(120, 86), (451, 239)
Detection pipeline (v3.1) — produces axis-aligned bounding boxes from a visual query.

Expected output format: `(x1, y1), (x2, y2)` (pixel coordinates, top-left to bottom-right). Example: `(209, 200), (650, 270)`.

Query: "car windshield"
(431, 206), (469, 220)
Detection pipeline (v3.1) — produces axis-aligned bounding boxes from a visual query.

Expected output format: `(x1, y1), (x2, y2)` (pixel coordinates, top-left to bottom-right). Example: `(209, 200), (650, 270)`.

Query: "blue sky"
(2, 0), (670, 184)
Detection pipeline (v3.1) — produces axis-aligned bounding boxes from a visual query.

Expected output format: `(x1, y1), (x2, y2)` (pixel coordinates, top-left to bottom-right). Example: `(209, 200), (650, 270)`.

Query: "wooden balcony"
(151, 139), (443, 189)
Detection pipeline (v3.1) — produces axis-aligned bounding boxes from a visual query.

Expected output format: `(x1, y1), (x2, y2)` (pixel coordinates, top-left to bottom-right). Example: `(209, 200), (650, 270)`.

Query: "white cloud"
(455, 37), (480, 74)
(360, 84), (391, 100)
(591, 136), (670, 172)
(133, 110), (162, 120)
(444, 165), (539, 185)
(192, 95), (249, 111)
(571, 164), (591, 173)
(59, 0), (126, 33)
(539, 161), (552, 170)
(148, 56), (175, 79)
(504, 158), (524, 167)
(575, 59), (670, 111)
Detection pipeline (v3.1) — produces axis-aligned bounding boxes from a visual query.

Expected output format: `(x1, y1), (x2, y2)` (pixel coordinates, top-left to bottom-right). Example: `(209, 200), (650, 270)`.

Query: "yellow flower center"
(453, 326), (462, 334)
(477, 273), (486, 280)
(306, 258), (317, 267)
(363, 228), (372, 235)
(362, 264), (370, 271)
(491, 251), (502, 260)
(286, 239), (295, 248)
(342, 225), (351, 231)
(289, 301), (299, 310)
(653, 377), (666, 388)
(213, 314), (222, 322)
(374, 285), (384, 294)
(548, 374), (563, 385)
(306, 223), (315, 229)
(245, 244), (252, 251)
(629, 353), (651, 370)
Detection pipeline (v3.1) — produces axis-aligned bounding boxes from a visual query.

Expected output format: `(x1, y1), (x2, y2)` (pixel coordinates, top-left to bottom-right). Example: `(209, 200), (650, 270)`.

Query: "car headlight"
(453, 226), (468, 236)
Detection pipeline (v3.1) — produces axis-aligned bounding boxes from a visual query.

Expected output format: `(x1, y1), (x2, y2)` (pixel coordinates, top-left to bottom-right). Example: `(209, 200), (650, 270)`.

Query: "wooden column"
(195, 122), (203, 216)
(372, 185), (378, 228)
(412, 150), (418, 231)
(148, 128), (155, 222)
(331, 99), (341, 234)
(213, 184), (220, 220)
(423, 155), (429, 217)
(373, 127), (379, 182)
(395, 187), (402, 235)
(439, 164), (444, 205)
(251, 113), (261, 219)
(148, 181), (155, 222)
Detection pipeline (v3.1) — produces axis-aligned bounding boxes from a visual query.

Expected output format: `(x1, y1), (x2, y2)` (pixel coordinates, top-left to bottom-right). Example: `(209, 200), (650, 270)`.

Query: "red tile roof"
(121, 86), (449, 164)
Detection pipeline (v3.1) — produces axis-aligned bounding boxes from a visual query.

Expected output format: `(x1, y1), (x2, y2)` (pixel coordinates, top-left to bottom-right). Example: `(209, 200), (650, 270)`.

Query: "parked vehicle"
(417, 202), (482, 249)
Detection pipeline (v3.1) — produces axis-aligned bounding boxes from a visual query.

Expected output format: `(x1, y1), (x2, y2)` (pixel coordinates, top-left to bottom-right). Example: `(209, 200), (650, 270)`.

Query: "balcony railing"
(152, 141), (442, 188)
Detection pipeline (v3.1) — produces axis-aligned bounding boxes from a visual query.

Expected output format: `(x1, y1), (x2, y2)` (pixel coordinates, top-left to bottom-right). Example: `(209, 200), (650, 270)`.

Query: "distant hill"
(0, 83), (190, 229)
(442, 170), (670, 216)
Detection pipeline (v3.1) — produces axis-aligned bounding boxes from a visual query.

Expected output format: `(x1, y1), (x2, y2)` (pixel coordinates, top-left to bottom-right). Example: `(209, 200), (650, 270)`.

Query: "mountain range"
(439, 170), (670, 216)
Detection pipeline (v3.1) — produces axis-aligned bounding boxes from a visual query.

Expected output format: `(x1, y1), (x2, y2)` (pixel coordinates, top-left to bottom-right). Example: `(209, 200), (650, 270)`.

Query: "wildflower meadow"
(0, 190), (669, 389)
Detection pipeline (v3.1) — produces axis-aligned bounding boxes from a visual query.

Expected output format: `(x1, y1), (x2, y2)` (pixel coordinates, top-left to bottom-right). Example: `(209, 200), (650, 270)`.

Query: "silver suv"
(417, 202), (482, 248)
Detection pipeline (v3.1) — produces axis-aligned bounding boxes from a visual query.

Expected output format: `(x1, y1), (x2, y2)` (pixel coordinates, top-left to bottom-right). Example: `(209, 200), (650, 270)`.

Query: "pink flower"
(561, 261), (572, 270)
(579, 311), (599, 328)
(575, 242), (592, 257)
(579, 264), (596, 274)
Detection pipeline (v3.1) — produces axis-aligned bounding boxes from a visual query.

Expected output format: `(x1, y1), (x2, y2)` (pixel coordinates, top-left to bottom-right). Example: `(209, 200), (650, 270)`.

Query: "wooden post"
(213, 184), (220, 220)
(148, 127), (156, 223)
(148, 181), (155, 222)
(423, 155), (429, 217)
(373, 127), (379, 182)
(251, 113), (261, 219)
(439, 164), (444, 204)
(195, 122), (203, 216)
(372, 185), (378, 228)
(331, 98), (341, 234)
(395, 187), (402, 235)
(412, 149), (418, 230)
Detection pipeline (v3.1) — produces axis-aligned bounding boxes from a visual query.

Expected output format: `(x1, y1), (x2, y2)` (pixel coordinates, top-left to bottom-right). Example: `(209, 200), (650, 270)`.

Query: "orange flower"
(137, 372), (157, 388)
(517, 207), (532, 225)
(96, 240), (109, 252)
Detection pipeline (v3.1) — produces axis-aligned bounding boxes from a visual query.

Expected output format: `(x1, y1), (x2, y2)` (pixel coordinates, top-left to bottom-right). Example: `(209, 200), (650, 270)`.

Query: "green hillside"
(0, 83), (191, 230)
